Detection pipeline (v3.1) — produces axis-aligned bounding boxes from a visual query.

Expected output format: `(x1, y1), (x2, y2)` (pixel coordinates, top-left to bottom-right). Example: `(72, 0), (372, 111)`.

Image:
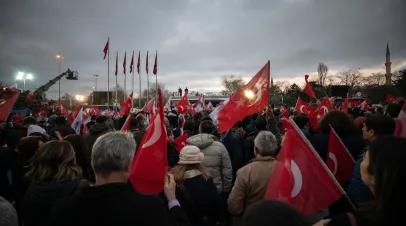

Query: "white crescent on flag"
(328, 152), (338, 175)
(142, 112), (162, 149)
(291, 160), (303, 198)
(248, 83), (263, 107)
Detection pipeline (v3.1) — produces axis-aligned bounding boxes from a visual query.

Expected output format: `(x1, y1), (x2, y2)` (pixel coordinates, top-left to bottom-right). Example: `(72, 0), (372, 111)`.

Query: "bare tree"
(362, 73), (386, 86)
(317, 62), (329, 87)
(274, 80), (290, 92)
(221, 75), (245, 95)
(336, 69), (364, 88)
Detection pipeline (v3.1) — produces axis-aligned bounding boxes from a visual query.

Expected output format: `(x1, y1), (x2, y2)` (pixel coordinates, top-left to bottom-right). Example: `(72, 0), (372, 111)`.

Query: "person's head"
(241, 200), (310, 226)
(183, 120), (194, 132)
(22, 116), (37, 127)
(91, 132), (136, 184)
(96, 116), (108, 126)
(15, 136), (43, 161)
(254, 131), (278, 157)
(385, 103), (402, 118)
(135, 114), (147, 129)
(293, 115), (309, 131)
(54, 116), (67, 126)
(362, 114), (396, 141)
(25, 140), (81, 182)
(354, 116), (366, 133)
(317, 110), (357, 135)
(64, 134), (90, 170)
(255, 115), (268, 131)
(172, 145), (207, 188)
(0, 196), (18, 226)
(199, 120), (215, 134)
(90, 115), (97, 121)
(27, 125), (46, 136)
(360, 136), (406, 225)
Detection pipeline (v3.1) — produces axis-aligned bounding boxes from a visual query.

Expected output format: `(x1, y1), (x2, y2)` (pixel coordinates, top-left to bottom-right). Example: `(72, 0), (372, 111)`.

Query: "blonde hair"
(26, 140), (82, 182)
(171, 164), (209, 189)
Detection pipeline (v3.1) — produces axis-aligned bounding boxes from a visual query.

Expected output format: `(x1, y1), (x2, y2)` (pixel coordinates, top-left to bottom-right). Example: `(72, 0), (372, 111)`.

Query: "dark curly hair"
(317, 110), (357, 135)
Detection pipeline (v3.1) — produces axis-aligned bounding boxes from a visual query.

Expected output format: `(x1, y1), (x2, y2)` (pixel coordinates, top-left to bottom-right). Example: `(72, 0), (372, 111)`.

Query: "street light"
(75, 94), (84, 102)
(56, 54), (63, 104)
(16, 72), (33, 90)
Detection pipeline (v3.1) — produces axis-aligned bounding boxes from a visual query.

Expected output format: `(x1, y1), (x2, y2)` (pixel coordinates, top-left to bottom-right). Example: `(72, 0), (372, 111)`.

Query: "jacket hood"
(89, 123), (109, 134)
(186, 133), (217, 149)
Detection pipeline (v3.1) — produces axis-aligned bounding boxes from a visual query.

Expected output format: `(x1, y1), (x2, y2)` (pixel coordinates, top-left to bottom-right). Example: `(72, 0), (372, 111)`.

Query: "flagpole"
(124, 51), (127, 98)
(107, 37), (110, 107)
(138, 51), (142, 109)
(147, 51), (150, 102)
(132, 51), (134, 110)
(115, 51), (118, 105)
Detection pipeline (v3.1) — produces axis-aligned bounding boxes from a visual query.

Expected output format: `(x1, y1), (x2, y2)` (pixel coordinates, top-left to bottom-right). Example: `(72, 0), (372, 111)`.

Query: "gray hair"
(254, 131), (278, 156)
(91, 131), (136, 176)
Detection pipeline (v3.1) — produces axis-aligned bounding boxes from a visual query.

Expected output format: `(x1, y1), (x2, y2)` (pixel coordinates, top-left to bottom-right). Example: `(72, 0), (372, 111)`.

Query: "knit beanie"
(178, 145), (204, 164)
(27, 125), (46, 136)
(0, 196), (18, 226)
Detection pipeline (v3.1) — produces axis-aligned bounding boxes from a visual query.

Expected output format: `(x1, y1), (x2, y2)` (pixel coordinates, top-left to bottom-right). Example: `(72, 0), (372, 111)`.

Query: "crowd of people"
(0, 98), (405, 226)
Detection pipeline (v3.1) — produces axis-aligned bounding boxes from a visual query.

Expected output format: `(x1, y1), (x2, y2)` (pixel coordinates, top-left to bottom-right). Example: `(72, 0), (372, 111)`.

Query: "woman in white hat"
(172, 145), (224, 226)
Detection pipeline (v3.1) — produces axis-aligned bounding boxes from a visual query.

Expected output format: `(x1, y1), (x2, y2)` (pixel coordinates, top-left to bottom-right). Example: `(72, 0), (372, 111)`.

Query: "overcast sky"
(1, 0), (405, 99)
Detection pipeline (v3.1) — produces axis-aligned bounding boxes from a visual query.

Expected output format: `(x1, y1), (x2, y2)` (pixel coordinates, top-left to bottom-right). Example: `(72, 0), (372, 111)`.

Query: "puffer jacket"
(186, 133), (232, 193)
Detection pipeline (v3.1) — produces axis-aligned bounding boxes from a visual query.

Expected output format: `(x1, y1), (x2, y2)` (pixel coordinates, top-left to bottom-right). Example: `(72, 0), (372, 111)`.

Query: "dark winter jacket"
(22, 178), (89, 226)
(176, 175), (223, 226)
(49, 182), (189, 226)
(84, 123), (110, 150)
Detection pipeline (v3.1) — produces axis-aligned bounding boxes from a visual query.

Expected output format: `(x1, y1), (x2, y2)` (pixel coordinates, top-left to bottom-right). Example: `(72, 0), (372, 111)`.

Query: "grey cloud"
(0, 0), (405, 99)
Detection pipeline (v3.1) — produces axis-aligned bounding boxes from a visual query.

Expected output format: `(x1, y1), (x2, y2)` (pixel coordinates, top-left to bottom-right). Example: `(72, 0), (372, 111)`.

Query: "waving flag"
(103, 38), (109, 59)
(130, 88), (167, 194)
(217, 61), (270, 133)
(304, 75), (316, 99)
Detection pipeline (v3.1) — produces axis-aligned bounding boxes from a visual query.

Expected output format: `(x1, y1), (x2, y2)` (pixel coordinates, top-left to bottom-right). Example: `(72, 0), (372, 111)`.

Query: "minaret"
(271, 77), (274, 87)
(385, 42), (392, 85)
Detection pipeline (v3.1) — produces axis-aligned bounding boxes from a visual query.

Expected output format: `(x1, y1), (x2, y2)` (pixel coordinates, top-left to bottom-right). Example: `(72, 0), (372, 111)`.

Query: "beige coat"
(228, 156), (277, 216)
(186, 133), (233, 193)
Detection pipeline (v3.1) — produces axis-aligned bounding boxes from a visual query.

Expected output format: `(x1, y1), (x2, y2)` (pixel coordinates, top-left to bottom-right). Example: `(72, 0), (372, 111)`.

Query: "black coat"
(176, 176), (224, 226)
(84, 123), (109, 150)
(49, 182), (189, 226)
(221, 131), (244, 179)
(22, 178), (89, 226)
(0, 147), (31, 220)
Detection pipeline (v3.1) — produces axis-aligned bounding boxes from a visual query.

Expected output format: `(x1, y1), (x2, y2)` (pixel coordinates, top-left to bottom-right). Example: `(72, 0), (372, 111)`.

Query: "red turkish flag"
(115, 51), (118, 76)
(130, 88), (167, 194)
(143, 98), (156, 117)
(174, 133), (188, 152)
(279, 110), (290, 134)
(341, 93), (349, 114)
(67, 105), (81, 125)
(121, 114), (131, 132)
(265, 120), (343, 215)
(145, 51), (149, 74)
(130, 52), (134, 73)
(123, 51), (127, 74)
(217, 61), (270, 133)
(327, 127), (355, 184)
(137, 51), (141, 74)
(103, 38), (109, 59)
(120, 92), (133, 116)
(386, 94), (396, 103)
(295, 97), (311, 114)
(0, 90), (19, 122)
(153, 51), (158, 75)
(304, 75), (316, 99)
(176, 94), (189, 114)
(394, 102), (406, 138)
(308, 97), (333, 130)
